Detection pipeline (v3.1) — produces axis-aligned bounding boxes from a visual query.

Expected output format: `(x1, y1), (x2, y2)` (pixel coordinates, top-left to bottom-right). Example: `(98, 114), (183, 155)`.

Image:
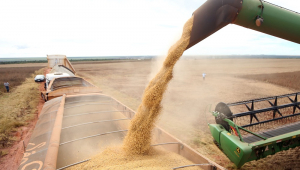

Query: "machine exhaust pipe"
(186, 0), (242, 49)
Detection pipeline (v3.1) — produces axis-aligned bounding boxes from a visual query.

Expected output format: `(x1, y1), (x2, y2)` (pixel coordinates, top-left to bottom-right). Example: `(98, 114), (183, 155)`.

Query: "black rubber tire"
(41, 93), (47, 102)
(215, 102), (233, 131)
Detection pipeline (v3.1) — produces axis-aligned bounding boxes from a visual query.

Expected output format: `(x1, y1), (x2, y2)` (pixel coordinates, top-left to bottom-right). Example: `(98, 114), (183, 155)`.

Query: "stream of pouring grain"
(67, 16), (202, 170)
(123, 16), (194, 155)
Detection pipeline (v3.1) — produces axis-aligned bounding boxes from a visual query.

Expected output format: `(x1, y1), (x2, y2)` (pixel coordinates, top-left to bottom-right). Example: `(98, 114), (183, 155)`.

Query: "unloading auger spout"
(186, 0), (300, 168)
(186, 0), (300, 50)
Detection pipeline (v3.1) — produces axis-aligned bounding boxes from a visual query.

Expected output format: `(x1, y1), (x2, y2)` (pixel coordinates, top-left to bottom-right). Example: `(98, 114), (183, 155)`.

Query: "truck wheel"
(41, 93), (47, 102)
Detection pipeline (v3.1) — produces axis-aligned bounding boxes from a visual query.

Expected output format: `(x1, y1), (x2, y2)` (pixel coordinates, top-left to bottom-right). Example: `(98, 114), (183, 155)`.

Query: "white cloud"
(0, 0), (299, 58)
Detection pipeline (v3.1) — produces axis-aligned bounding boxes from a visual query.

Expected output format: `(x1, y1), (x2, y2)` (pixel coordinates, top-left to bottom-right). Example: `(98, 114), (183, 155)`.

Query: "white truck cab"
(45, 72), (70, 90)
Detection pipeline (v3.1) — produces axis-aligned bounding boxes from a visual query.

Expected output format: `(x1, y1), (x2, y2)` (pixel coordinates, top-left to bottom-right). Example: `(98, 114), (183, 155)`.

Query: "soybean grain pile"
(69, 16), (198, 169)
(69, 146), (201, 170)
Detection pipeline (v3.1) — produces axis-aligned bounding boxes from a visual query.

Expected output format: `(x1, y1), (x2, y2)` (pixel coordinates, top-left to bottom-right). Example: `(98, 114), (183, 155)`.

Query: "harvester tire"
(41, 93), (47, 102)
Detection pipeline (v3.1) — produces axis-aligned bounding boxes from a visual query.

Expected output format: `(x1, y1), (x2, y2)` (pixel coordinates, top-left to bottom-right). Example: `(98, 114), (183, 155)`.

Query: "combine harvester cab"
(209, 93), (300, 168)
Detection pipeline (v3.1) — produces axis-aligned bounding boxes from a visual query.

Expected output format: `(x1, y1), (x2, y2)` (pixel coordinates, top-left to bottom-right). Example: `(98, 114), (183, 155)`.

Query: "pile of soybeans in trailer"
(69, 16), (198, 169)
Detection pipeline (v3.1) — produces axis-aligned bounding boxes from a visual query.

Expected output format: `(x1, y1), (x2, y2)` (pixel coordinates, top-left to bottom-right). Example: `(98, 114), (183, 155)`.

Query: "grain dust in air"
(68, 16), (201, 170)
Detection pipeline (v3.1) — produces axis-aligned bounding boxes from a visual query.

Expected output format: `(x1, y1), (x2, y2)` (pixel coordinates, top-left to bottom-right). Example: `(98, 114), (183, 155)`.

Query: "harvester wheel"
(215, 102), (233, 131)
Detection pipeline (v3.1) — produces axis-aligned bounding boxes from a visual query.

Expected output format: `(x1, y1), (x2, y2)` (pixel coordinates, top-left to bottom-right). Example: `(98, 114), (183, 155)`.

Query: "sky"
(0, 0), (299, 58)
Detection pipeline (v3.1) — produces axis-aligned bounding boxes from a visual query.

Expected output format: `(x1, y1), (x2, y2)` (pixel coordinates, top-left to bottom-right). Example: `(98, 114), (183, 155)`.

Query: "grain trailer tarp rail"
(18, 96), (64, 170)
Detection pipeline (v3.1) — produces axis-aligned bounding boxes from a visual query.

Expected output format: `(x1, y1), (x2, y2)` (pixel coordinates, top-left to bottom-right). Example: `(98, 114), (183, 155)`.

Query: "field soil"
(73, 58), (300, 170)
(0, 81), (45, 170)
(0, 65), (44, 94)
(0, 65), (48, 170)
(241, 71), (300, 91)
(0, 63), (47, 68)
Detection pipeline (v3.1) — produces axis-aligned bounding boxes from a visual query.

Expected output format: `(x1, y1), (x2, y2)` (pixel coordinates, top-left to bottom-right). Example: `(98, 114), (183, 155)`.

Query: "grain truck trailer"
(19, 94), (223, 170)
(41, 77), (102, 101)
(47, 55), (76, 74)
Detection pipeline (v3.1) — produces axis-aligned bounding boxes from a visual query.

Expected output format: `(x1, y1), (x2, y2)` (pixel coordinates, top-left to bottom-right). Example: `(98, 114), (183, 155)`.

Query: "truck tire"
(41, 93), (47, 102)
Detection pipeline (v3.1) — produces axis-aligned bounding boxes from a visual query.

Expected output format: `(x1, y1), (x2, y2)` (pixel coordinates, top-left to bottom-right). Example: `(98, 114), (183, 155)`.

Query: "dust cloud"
(123, 16), (194, 155)
(147, 33), (184, 83)
(67, 15), (199, 170)
(147, 55), (167, 83)
(157, 58), (212, 141)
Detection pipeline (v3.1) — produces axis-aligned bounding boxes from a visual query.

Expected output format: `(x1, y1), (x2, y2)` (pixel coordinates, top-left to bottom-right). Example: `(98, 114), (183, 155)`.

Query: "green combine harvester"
(210, 93), (300, 167)
(183, 0), (300, 168)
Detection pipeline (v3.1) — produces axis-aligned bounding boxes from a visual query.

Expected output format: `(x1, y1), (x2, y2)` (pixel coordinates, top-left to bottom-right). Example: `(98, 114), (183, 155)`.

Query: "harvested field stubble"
(0, 68), (44, 150)
(243, 147), (300, 170)
(241, 71), (300, 91)
(0, 67), (43, 94)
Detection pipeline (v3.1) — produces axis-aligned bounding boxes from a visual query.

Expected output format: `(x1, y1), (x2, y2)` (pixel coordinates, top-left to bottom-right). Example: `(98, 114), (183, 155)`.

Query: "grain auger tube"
(186, 0), (300, 50)
(209, 93), (300, 168)
(186, 1), (300, 167)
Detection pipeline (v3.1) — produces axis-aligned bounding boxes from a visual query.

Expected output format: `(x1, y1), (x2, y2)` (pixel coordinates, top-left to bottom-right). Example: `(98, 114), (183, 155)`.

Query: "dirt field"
(241, 71), (300, 91)
(0, 63), (47, 169)
(0, 66), (44, 94)
(73, 58), (300, 169)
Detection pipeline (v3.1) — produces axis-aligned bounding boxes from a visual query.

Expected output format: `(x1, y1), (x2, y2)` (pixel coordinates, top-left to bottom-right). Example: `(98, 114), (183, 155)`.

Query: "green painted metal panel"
(208, 124), (223, 143)
(209, 123), (300, 168)
(209, 124), (253, 167)
(234, 0), (300, 44)
(219, 131), (252, 168)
